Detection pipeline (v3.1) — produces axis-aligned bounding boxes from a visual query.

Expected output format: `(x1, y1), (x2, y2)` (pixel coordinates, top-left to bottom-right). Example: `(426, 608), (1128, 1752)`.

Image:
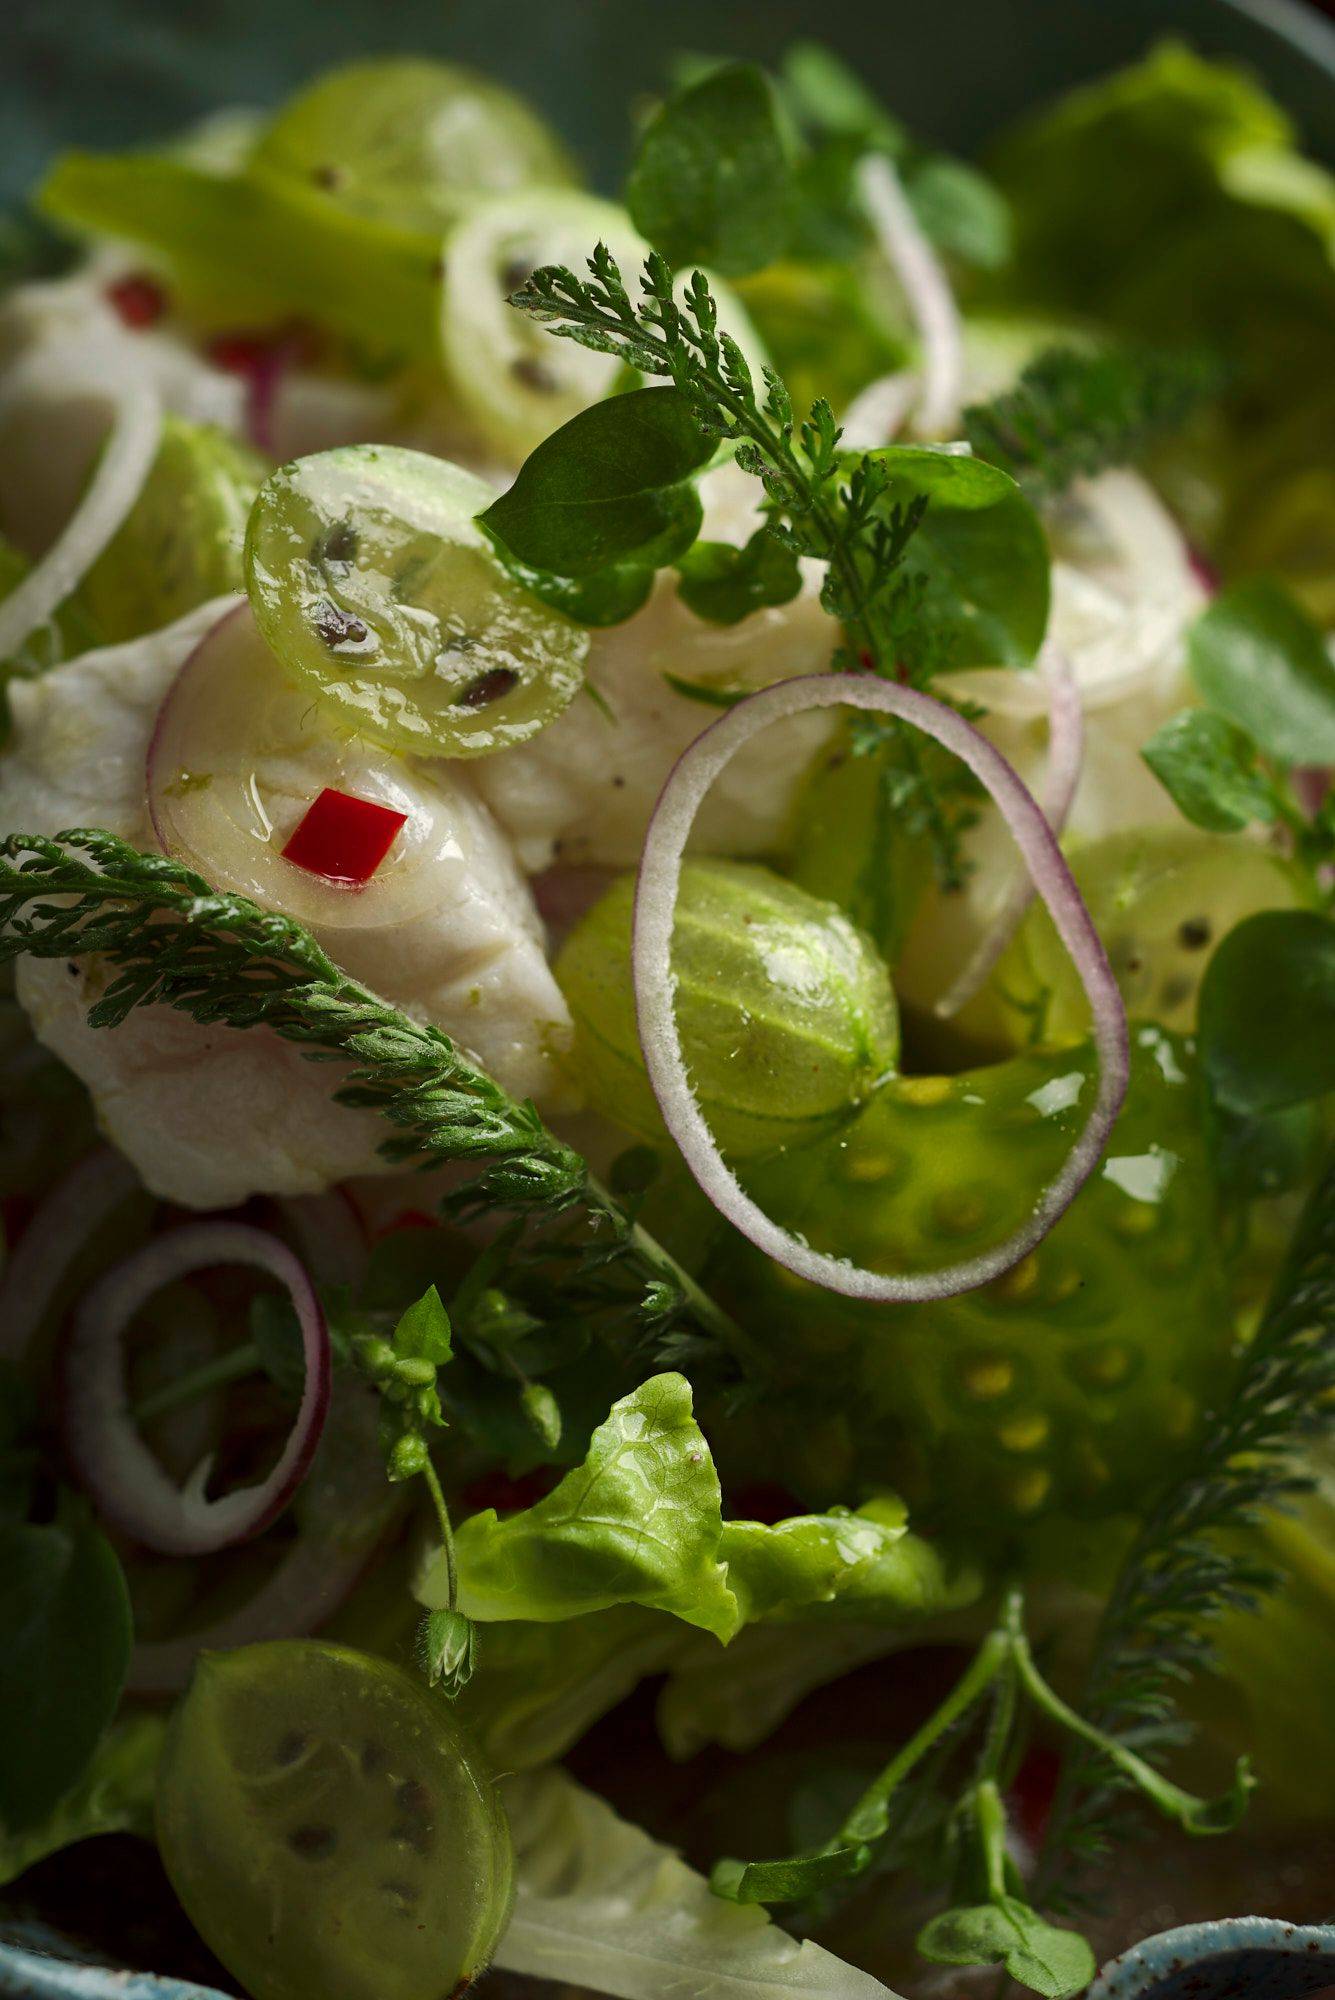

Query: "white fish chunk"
(0, 600), (571, 1206)
(472, 463), (839, 871)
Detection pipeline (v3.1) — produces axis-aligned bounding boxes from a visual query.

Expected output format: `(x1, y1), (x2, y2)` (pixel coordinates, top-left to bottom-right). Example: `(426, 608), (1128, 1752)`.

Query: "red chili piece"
(281, 788), (407, 886)
(106, 274), (167, 329)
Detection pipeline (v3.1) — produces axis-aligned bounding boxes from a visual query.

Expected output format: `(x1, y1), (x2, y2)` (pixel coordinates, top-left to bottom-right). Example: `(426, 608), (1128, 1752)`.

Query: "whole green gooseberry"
(556, 859), (899, 1158)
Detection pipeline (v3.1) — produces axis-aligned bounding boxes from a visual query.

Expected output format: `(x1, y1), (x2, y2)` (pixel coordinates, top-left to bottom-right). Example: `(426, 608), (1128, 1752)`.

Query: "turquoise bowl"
(2, 1), (1334, 1995)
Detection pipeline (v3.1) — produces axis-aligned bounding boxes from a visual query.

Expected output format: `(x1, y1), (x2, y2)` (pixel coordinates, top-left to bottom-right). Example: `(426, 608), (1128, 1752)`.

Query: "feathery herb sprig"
(1039, 1146), (1335, 1905)
(511, 246), (975, 884)
(0, 828), (752, 1371)
(964, 344), (1222, 498)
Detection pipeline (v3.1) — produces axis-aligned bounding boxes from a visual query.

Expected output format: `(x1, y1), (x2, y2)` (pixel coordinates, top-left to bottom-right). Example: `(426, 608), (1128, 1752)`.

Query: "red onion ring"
(935, 647), (1084, 1020)
(64, 1222), (330, 1555)
(632, 673), (1129, 1303)
(856, 156), (963, 440)
(0, 385), (160, 664)
(272, 1188), (368, 1292)
(0, 1147), (142, 1366)
(127, 1524), (375, 1694)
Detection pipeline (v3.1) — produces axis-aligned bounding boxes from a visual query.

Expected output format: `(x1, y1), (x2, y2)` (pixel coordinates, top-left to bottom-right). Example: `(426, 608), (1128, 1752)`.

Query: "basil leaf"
(479, 387), (714, 579)
(1141, 709), (1277, 832)
(626, 64), (795, 278)
(675, 528), (802, 624)
(917, 1899), (1095, 1999)
(1199, 909), (1335, 1113)
(1188, 578), (1335, 767)
(872, 446), (1050, 668)
(0, 1516), (131, 1828)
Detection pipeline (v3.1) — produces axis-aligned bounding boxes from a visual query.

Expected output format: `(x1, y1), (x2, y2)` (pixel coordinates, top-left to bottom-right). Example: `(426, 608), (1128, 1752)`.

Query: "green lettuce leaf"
(443, 1373), (738, 1637)
(495, 1765), (895, 2000)
(436, 1373), (955, 1649)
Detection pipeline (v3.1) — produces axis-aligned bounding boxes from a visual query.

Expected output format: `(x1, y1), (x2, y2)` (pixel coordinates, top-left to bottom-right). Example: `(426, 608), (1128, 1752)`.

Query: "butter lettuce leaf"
(495, 1765), (896, 2000)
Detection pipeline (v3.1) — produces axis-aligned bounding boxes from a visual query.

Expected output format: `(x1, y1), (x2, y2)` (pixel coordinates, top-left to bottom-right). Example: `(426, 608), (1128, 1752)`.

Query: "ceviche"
(2, 37), (1335, 2000)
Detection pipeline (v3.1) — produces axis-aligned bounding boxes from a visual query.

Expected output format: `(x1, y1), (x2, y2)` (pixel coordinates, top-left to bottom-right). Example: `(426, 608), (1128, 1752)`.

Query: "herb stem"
(840, 1622), (1010, 1845)
(132, 1341), (261, 1423)
(420, 1454), (459, 1613)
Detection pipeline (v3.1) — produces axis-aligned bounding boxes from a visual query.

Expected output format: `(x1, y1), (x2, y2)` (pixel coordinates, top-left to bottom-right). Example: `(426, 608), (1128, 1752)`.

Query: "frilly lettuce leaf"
(988, 42), (1335, 618)
(0, 1712), (164, 1888)
(494, 1765), (897, 2000)
(430, 1373), (937, 1646)
(443, 1373), (737, 1637)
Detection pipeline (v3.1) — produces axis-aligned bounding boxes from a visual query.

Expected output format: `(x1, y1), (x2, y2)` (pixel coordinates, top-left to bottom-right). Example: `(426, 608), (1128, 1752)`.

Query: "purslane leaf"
(1198, 908), (1335, 1114)
(478, 386), (714, 579)
(0, 1515), (132, 1829)
(676, 528), (803, 624)
(1188, 576), (1335, 767)
(1141, 708), (1278, 832)
(626, 63), (795, 278)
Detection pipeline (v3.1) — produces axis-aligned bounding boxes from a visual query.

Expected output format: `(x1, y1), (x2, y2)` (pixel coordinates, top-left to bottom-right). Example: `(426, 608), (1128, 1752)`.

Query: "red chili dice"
(281, 788), (407, 886)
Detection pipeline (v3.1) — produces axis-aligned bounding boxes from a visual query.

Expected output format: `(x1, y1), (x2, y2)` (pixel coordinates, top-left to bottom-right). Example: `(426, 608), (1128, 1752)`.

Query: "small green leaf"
(870, 446), (1050, 668)
(1141, 709), (1278, 832)
(675, 528), (802, 624)
(1199, 909), (1335, 1113)
(521, 1380), (563, 1451)
(419, 1608), (476, 1698)
(502, 553), (656, 628)
(626, 64), (795, 277)
(479, 387), (714, 580)
(0, 1517), (131, 1829)
(917, 1899), (1095, 2000)
(905, 158), (1012, 271)
(710, 1843), (865, 1905)
(779, 42), (905, 152)
(1189, 578), (1335, 767)
(392, 1284), (453, 1367)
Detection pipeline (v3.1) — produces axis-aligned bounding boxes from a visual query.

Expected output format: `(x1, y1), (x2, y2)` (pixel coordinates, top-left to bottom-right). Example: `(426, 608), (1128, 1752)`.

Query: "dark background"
(3, 0), (1335, 207)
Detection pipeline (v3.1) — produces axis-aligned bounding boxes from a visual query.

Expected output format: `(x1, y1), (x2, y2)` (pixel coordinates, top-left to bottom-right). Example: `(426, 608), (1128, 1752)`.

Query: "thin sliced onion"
(632, 674), (1129, 1303)
(64, 1222), (330, 1555)
(0, 1147), (142, 1365)
(934, 648), (1084, 1020)
(856, 155), (963, 441)
(127, 1526), (374, 1694)
(272, 1188), (368, 1292)
(0, 384), (160, 663)
(839, 369), (918, 451)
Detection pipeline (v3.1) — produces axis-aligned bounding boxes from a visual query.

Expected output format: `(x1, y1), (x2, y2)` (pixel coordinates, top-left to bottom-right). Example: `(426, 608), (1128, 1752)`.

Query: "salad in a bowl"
(2, 36), (1335, 2000)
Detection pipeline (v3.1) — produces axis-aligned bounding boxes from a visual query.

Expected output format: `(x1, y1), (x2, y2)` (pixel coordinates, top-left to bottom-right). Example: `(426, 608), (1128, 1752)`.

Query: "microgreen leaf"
(675, 527), (802, 624)
(1198, 909), (1335, 1114)
(626, 63), (795, 278)
(778, 42), (905, 153)
(868, 445), (1050, 668)
(0, 1516), (131, 1829)
(392, 1284), (454, 1367)
(904, 158), (1012, 270)
(916, 1899), (1095, 1999)
(1188, 577), (1335, 767)
(479, 386), (713, 579)
(1141, 709), (1278, 832)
